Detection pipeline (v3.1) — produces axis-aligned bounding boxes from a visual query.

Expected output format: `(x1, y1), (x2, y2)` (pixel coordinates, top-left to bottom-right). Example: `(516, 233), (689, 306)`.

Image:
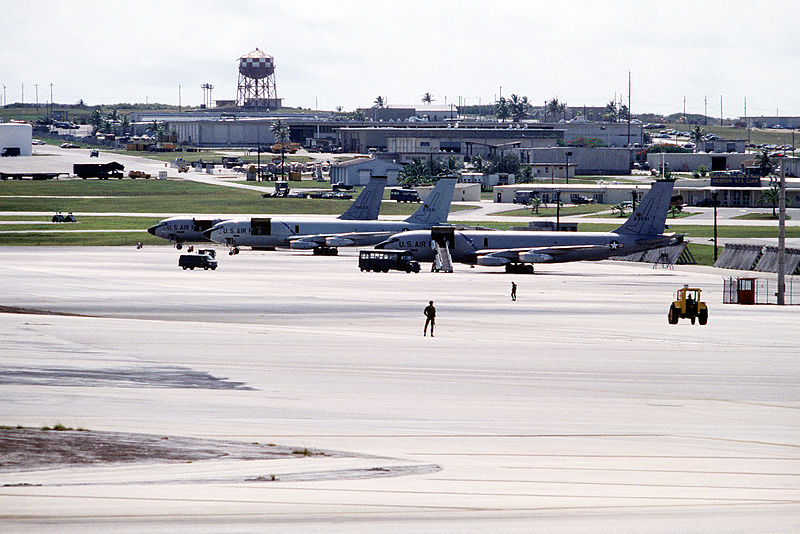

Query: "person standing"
(511, 281), (517, 301)
(423, 300), (436, 337)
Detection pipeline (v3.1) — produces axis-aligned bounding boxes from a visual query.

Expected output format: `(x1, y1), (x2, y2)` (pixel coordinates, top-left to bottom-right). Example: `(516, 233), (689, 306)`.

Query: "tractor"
(668, 285), (708, 325)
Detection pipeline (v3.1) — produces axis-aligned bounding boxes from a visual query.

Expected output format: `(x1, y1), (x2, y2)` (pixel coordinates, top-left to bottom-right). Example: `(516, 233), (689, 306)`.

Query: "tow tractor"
(668, 285), (708, 325)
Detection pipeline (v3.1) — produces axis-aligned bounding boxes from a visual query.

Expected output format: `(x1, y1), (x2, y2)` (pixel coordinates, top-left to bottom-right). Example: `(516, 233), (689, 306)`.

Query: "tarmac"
(1, 246), (798, 533)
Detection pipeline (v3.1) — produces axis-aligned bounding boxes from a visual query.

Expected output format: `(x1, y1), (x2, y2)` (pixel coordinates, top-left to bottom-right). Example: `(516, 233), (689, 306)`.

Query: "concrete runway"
(0, 246), (798, 532)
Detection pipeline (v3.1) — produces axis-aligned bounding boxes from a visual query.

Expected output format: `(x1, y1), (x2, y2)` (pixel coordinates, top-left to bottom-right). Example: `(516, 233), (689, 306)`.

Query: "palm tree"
(107, 108), (120, 124)
(495, 97), (510, 122)
(754, 148), (773, 176)
(146, 120), (167, 141)
(373, 96), (385, 108)
(399, 158), (427, 187)
(529, 195), (542, 214)
(604, 100), (618, 122)
(508, 94), (530, 122)
(119, 115), (130, 135)
(422, 92), (433, 105)
(618, 104), (629, 122)
(89, 108), (105, 134)
(558, 102), (567, 122)
(546, 97), (561, 122)
(758, 183), (781, 217)
(690, 125), (705, 148)
(270, 120), (290, 180)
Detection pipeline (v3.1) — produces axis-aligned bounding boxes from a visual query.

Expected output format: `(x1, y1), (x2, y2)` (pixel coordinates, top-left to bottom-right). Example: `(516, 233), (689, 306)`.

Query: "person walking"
(423, 300), (436, 337)
(511, 281), (517, 301)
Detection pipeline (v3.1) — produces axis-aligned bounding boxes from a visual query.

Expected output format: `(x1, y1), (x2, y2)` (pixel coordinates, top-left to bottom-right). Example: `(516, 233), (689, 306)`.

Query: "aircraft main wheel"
(698, 308), (708, 325)
(176, 243), (182, 250)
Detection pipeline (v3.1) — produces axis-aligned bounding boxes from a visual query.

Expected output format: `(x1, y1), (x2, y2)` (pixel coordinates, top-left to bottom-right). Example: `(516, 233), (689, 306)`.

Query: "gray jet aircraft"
(146, 177), (387, 249)
(376, 179), (677, 273)
(205, 178), (456, 255)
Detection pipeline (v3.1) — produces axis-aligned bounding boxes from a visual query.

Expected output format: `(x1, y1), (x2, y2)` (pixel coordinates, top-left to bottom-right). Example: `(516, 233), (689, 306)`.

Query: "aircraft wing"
(476, 243), (623, 265)
(289, 231), (395, 249)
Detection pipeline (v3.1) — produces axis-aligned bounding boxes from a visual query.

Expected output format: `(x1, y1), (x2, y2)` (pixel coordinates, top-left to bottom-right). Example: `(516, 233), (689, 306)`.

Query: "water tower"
(236, 48), (281, 109)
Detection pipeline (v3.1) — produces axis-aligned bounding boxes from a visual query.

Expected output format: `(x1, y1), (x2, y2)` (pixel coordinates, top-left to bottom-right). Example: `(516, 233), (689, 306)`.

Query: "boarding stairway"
(432, 241), (454, 273)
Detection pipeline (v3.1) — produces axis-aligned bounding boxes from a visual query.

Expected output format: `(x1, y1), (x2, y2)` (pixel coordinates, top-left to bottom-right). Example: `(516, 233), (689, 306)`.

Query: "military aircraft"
(376, 179), (677, 273)
(205, 178), (457, 255)
(146, 177), (387, 249)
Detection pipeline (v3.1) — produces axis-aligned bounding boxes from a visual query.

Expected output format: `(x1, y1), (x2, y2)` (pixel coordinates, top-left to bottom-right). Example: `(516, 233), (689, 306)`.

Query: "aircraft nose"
(202, 227), (216, 240)
(147, 224), (160, 236)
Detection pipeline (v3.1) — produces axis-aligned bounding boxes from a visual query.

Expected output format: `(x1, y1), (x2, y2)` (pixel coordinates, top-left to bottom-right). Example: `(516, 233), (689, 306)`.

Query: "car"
(60, 143), (79, 149)
(287, 191), (308, 198)
(31, 139), (45, 145)
(90, 150), (99, 157)
(696, 198), (718, 207)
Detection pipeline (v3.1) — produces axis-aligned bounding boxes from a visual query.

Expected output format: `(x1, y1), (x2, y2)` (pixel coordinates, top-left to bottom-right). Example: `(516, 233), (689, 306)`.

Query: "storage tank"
(238, 48), (275, 79)
(0, 123), (33, 157)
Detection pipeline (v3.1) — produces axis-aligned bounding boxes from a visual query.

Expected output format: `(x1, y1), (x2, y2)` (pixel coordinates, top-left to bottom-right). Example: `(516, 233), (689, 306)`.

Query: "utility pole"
(178, 84), (182, 112)
(627, 71), (631, 147)
(34, 84), (39, 109)
(745, 96), (750, 145)
(683, 95), (686, 119)
(49, 83), (54, 118)
(704, 95), (707, 125)
(778, 158), (786, 305)
(720, 94), (723, 127)
(21, 83), (24, 105)
(2, 84), (5, 108)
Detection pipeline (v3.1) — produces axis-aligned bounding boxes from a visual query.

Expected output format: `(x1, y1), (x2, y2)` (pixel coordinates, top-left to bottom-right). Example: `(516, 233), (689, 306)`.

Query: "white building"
(0, 123), (33, 157)
(328, 156), (403, 186)
(416, 182), (481, 202)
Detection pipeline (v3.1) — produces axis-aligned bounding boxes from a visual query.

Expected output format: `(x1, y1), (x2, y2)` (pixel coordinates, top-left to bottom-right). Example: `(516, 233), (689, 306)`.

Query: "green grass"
(0, 179), (465, 215)
(731, 213), (791, 221)
(658, 122), (798, 149)
(497, 204), (611, 217)
(585, 210), (702, 219)
(0, 216), (159, 231)
(0, 232), (163, 246)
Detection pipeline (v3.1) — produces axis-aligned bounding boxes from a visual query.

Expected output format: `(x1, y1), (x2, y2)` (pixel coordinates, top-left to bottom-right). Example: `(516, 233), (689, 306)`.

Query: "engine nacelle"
(325, 237), (355, 247)
(477, 255), (512, 266)
(290, 240), (319, 250)
(519, 252), (554, 263)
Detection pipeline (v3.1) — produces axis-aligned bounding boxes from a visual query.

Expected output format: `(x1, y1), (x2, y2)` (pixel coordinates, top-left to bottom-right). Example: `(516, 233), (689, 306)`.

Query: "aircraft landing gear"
(313, 247), (338, 256)
(228, 247), (240, 256)
(505, 263), (534, 274)
(175, 243), (183, 250)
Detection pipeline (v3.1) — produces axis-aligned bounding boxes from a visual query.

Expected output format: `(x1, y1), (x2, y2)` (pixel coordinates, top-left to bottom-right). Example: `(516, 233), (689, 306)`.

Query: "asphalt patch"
(0, 365), (253, 390)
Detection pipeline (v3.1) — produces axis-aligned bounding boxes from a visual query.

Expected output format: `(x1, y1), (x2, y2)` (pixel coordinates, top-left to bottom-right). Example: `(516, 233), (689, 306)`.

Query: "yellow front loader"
(668, 285), (708, 325)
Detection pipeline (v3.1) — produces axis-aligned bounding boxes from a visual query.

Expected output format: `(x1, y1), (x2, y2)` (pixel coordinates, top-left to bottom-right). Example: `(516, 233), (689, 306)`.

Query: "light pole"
(778, 158), (786, 305)
(565, 151), (572, 184)
(34, 83), (39, 109)
(712, 191), (719, 262)
(555, 190), (561, 232)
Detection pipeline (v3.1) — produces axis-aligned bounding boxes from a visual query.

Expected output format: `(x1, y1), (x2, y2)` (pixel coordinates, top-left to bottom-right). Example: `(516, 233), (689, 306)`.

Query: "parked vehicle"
(390, 188), (421, 202)
(513, 190), (538, 204)
(359, 249), (420, 273)
(178, 252), (218, 271)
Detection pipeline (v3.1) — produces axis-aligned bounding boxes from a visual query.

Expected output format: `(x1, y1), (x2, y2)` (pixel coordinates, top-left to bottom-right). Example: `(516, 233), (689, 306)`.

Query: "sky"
(2, 0), (798, 117)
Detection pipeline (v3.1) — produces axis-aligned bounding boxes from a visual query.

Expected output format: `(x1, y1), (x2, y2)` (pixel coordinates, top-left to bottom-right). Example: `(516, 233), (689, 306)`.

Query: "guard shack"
(736, 277), (757, 304)
(723, 277), (757, 304)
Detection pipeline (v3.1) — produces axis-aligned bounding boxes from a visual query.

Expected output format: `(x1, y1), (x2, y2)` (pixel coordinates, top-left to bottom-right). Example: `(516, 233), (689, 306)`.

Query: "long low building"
(492, 178), (800, 207)
(647, 152), (753, 173)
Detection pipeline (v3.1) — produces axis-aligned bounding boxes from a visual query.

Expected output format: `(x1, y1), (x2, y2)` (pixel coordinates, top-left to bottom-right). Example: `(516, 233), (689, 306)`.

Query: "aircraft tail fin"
(613, 179), (675, 236)
(404, 177), (457, 226)
(338, 177), (387, 220)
